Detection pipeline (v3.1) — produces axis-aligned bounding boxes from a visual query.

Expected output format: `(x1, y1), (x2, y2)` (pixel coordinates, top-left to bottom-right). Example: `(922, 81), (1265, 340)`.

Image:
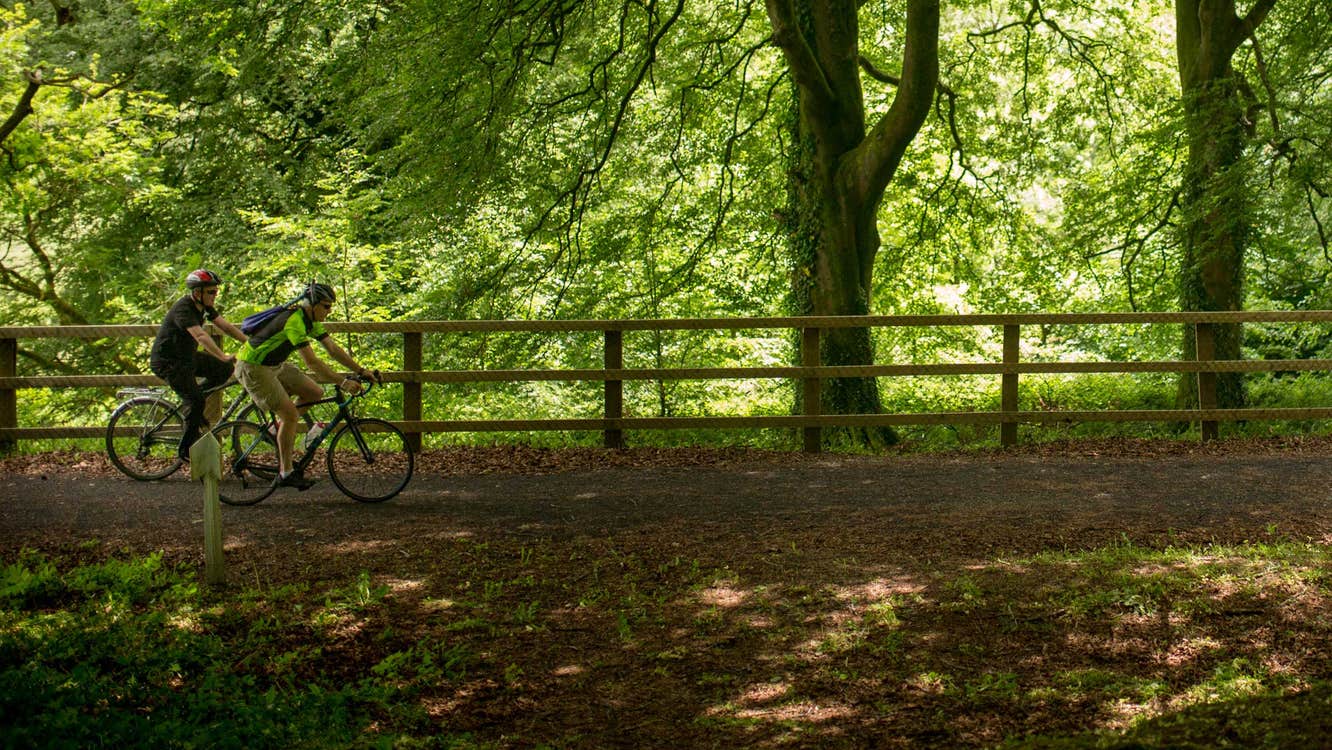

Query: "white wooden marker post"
(190, 431), (226, 587)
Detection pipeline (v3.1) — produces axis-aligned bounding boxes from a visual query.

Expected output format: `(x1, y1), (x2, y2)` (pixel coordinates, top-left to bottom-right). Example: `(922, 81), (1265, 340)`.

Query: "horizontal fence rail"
(3, 312), (1332, 451)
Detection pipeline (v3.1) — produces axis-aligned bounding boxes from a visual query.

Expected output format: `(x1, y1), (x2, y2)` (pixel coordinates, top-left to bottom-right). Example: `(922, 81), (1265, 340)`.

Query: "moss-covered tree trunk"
(768, 0), (939, 448)
(1174, 0), (1276, 409)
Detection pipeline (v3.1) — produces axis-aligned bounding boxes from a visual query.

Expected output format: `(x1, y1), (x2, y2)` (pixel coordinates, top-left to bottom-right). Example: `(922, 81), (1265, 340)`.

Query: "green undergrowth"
(0, 551), (478, 749)
(3, 534), (1331, 748)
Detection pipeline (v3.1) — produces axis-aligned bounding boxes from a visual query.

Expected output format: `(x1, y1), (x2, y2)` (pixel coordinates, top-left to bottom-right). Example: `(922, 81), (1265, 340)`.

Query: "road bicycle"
(106, 378), (263, 481)
(210, 376), (414, 506)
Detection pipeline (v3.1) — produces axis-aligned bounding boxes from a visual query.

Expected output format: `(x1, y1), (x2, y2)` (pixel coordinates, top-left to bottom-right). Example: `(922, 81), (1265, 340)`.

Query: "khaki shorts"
(234, 360), (316, 413)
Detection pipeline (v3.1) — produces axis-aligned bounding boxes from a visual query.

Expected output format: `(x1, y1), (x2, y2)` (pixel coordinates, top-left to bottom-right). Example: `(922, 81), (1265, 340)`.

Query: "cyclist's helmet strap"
(306, 282), (336, 305)
(185, 269), (222, 289)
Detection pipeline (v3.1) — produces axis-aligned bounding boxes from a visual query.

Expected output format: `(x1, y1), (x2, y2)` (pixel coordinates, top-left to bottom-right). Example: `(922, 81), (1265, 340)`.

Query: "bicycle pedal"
(274, 472), (318, 491)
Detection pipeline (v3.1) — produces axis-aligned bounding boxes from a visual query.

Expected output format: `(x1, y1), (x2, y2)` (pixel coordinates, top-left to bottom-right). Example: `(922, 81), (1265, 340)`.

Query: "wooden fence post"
(0, 336), (15, 452)
(604, 329), (624, 449)
(1195, 322), (1219, 441)
(190, 431), (226, 588)
(802, 326), (821, 454)
(403, 332), (423, 452)
(205, 331), (224, 424)
(1001, 324), (1020, 447)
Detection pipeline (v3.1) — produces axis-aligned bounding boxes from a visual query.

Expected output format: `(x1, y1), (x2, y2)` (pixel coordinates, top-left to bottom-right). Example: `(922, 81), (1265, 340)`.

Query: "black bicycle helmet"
(306, 282), (336, 304)
(185, 269), (223, 289)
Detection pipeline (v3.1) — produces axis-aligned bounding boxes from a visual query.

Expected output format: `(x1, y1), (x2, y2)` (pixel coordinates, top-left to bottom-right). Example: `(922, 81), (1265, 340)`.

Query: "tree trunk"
(785, 99), (892, 445)
(1173, 0), (1277, 409)
(768, 0), (939, 448)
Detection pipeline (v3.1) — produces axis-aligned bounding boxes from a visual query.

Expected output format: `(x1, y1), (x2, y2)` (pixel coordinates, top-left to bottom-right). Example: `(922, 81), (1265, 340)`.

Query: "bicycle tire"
(234, 400), (264, 425)
(211, 420), (279, 506)
(106, 397), (185, 481)
(326, 418), (414, 503)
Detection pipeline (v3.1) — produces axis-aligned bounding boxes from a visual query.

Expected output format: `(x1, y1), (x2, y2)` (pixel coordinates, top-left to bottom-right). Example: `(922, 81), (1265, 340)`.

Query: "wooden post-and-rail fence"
(5, 311), (1332, 452)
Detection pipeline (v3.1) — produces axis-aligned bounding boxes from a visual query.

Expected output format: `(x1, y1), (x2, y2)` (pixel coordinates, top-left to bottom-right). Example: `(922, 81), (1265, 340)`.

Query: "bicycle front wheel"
(326, 418), (414, 503)
(211, 420), (279, 506)
(106, 397), (185, 480)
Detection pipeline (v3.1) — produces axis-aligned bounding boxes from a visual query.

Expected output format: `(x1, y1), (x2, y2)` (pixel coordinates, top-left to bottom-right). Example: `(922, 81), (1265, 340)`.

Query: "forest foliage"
(1, 0), (1330, 446)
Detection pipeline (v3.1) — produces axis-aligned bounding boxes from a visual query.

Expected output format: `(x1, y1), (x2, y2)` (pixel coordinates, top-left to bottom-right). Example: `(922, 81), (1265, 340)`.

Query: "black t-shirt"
(150, 295), (220, 368)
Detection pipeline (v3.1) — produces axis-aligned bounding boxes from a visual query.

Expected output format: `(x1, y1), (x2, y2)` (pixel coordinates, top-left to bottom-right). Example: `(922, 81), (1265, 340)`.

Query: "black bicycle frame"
(231, 380), (376, 476)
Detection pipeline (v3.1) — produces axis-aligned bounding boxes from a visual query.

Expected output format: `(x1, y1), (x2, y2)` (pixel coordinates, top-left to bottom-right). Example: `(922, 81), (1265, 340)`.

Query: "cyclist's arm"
(298, 345), (361, 394)
(298, 345), (342, 383)
(187, 324), (235, 362)
(211, 316), (248, 345)
(319, 337), (372, 380)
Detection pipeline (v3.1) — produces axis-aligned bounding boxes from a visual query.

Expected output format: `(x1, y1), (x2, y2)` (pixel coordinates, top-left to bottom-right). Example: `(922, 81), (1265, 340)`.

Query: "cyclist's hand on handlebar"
(358, 368), (382, 384)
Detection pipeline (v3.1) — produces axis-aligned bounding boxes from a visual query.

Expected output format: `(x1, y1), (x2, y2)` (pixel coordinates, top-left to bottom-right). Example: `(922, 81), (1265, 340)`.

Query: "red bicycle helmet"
(185, 269), (223, 289)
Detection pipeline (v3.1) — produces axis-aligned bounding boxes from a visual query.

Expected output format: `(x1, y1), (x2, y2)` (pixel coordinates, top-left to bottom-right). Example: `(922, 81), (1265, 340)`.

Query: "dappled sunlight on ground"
(7, 444), (1332, 747)
(383, 577), (425, 593)
(322, 538), (399, 554)
(708, 678), (859, 724)
(833, 575), (926, 600)
(696, 584), (748, 608)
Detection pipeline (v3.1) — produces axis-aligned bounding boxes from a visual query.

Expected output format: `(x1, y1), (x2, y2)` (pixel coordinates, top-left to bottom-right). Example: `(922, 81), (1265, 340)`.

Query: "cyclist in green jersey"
(234, 282), (379, 490)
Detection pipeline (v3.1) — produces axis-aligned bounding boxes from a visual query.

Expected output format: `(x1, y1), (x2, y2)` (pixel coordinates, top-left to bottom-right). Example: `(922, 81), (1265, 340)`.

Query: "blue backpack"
(239, 303), (295, 337)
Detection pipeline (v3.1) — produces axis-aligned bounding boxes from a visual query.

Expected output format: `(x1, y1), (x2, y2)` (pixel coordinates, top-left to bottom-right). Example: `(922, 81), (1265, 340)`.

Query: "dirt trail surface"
(4, 440), (1331, 555)
(3, 439), (1332, 748)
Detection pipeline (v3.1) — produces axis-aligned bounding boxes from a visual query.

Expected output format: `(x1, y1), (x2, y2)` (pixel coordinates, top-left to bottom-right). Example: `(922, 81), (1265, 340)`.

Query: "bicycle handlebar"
(334, 373), (377, 404)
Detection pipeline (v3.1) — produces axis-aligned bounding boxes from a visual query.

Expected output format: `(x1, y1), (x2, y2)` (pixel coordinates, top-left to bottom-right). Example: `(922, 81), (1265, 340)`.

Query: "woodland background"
(3, 0), (1330, 449)
(6, 5), (1332, 746)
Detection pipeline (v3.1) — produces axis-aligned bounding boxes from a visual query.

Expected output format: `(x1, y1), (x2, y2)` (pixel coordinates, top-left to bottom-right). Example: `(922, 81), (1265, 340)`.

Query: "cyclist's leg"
(274, 365), (322, 488)
(273, 396), (302, 475)
(236, 361), (296, 471)
(158, 363), (206, 461)
(277, 363), (322, 418)
(195, 351), (233, 391)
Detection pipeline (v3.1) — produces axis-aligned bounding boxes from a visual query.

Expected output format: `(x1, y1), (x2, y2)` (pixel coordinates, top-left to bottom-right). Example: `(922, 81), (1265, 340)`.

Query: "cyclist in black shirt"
(149, 269), (248, 461)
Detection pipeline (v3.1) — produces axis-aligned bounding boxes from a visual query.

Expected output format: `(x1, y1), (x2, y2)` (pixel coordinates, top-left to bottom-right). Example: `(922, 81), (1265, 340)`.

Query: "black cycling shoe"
(274, 471), (317, 491)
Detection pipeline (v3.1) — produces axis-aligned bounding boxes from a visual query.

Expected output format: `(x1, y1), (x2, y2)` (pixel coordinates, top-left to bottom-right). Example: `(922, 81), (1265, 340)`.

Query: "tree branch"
(0, 72), (42, 148)
(510, 0), (688, 311)
(856, 0), (939, 201)
(859, 52), (966, 181)
(1091, 191), (1181, 260)
(763, 0), (836, 109)
(1308, 185), (1330, 260)
(1249, 36), (1280, 134)
(1239, 0), (1278, 37)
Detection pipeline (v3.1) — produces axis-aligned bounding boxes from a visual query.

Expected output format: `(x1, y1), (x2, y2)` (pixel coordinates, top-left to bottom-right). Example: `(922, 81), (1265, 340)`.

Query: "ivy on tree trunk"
(767, 0), (939, 447)
(1174, 0), (1278, 410)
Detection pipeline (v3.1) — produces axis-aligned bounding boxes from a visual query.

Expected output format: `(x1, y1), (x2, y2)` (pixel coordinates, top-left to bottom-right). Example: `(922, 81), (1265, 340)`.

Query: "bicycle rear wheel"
(326, 418), (414, 502)
(106, 397), (185, 480)
(211, 420), (279, 506)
